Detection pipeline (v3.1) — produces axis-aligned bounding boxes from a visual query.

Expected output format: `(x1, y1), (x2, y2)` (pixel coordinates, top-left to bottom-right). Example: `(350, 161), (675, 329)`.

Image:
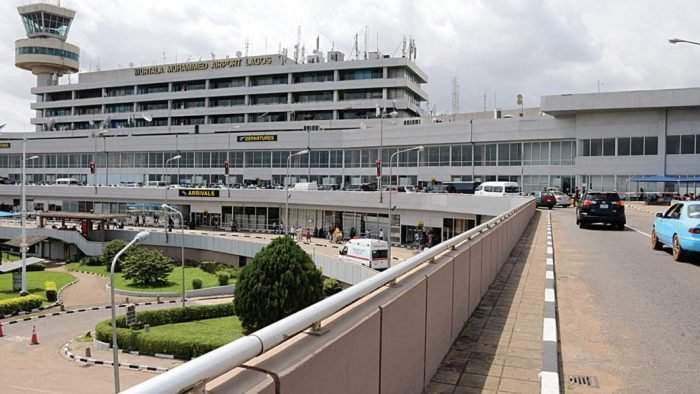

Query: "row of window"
(43, 67), (420, 101)
(16, 46), (79, 61)
(4, 140), (577, 170)
(579, 136), (659, 157)
(666, 134), (700, 155)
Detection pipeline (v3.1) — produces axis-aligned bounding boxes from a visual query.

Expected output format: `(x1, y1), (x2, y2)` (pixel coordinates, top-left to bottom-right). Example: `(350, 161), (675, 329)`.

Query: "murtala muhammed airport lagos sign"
(134, 56), (274, 76)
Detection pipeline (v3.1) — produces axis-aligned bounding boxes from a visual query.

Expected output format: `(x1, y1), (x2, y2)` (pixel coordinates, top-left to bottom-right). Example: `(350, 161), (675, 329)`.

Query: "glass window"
(681, 134), (695, 154)
(603, 138), (615, 156)
(330, 150), (343, 168)
(630, 137), (644, 155)
(581, 139), (590, 156)
(644, 136), (658, 155)
(666, 136), (680, 154)
(617, 137), (631, 156)
(498, 144), (510, 166)
(590, 139), (602, 156)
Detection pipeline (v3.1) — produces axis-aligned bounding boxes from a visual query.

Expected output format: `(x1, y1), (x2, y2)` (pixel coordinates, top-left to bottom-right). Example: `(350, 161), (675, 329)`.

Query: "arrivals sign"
(178, 188), (220, 198)
(0, 143), (11, 149)
(237, 135), (278, 143)
(134, 56), (275, 76)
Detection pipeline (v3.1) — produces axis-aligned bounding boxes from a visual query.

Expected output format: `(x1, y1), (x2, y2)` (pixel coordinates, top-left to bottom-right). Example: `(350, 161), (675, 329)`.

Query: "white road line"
(545, 288), (556, 303)
(540, 371), (561, 394)
(546, 246), (553, 255)
(545, 270), (554, 280)
(625, 224), (651, 238)
(546, 257), (553, 266)
(543, 317), (558, 342)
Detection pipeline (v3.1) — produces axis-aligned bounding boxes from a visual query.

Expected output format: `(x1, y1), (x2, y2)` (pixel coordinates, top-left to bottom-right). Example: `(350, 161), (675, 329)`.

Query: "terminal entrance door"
(191, 212), (221, 228)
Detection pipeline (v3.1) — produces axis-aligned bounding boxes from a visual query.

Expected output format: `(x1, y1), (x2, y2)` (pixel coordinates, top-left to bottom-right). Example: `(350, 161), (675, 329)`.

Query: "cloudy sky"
(2, 0), (700, 130)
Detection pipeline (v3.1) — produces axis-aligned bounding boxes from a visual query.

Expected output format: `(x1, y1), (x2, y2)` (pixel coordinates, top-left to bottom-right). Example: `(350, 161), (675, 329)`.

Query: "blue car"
(651, 201), (700, 261)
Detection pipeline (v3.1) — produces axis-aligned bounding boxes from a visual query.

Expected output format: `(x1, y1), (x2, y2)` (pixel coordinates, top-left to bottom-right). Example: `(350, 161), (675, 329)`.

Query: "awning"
(0, 257), (46, 273)
(4, 235), (49, 248)
(630, 176), (700, 183)
(38, 211), (128, 221)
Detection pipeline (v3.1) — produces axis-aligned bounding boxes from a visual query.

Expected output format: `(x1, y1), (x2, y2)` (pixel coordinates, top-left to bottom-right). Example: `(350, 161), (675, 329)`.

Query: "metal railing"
(122, 199), (533, 394)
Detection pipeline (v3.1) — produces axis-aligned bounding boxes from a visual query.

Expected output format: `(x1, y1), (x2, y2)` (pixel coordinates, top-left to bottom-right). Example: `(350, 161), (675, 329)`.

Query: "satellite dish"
(142, 114), (153, 122)
(0, 123), (5, 130)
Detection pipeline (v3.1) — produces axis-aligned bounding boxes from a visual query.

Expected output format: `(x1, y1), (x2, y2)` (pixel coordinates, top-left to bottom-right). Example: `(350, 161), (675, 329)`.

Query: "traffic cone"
(30, 325), (39, 345)
(0, 321), (4, 337)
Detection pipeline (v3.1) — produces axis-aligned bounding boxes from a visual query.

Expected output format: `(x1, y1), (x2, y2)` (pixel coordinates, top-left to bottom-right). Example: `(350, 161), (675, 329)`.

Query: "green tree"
(234, 236), (324, 332)
(121, 247), (174, 286)
(101, 239), (128, 272)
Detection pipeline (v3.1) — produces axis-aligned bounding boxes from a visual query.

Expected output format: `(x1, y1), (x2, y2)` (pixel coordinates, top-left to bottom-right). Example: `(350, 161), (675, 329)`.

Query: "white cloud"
(2, 0), (700, 130)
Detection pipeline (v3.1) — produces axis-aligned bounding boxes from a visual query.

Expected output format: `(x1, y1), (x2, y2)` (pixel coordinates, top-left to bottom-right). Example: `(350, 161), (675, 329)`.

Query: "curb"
(57, 277), (80, 303)
(540, 211), (561, 394)
(1, 299), (179, 326)
(0, 276), (80, 320)
(62, 340), (170, 373)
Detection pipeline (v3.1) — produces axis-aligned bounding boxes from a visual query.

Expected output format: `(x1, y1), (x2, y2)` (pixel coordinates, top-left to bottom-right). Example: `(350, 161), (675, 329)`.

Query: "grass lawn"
(0, 271), (75, 301)
(142, 316), (243, 347)
(65, 263), (222, 293)
(1, 252), (20, 262)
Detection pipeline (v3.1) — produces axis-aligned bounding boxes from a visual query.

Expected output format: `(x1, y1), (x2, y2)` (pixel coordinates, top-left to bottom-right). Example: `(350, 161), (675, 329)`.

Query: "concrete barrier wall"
(210, 201), (535, 394)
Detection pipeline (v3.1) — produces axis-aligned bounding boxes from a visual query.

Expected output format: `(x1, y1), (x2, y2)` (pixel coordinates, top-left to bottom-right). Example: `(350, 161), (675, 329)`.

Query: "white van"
(55, 178), (81, 186)
(474, 181), (520, 196)
(339, 238), (390, 270)
(291, 182), (318, 191)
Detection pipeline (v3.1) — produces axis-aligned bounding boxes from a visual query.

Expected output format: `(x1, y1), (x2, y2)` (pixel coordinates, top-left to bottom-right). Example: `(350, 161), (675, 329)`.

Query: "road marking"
(545, 288), (556, 302)
(546, 257), (553, 266)
(545, 270), (554, 280)
(540, 371), (561, 394)
(625, 224), (651, 238)
(546, 246), (553, 254)
(543, 317), (558, 342)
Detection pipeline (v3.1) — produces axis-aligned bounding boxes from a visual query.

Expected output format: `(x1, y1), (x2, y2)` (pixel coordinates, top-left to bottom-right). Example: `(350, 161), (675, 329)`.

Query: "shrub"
(26, 263), (46, 272)
(199, 261), (222, 274)
(45, 281), (58, 302)
(192, 278), (203, 289)
(101, 239), (128, 272)
(323, 278), (343, 297)
(0, 294), (43, 316)
(234, 236), (324, 332)
(81, 256), (102, 266)
(94, 303), (236, 358)
(121, 247), (173, 286)
(217, 272), (230, 286)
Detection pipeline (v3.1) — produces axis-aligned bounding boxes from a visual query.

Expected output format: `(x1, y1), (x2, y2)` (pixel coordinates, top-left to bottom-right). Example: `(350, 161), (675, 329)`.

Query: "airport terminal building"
(2, 3), (699, 240)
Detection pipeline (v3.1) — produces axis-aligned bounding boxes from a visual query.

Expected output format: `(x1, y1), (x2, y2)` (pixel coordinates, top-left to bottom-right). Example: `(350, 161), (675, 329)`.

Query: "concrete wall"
(209, 201), (534, 394)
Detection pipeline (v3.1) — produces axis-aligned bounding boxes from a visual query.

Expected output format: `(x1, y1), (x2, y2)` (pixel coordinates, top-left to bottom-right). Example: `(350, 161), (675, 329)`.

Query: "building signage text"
(134, 56), (274, 76)
(0, 143), (11, 149)
(237, 135), (278, 143)
(178, 189), (220, 198)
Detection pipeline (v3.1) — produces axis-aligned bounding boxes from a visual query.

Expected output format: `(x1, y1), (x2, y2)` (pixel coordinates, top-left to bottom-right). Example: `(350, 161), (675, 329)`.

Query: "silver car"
(553, 192), (571, 207)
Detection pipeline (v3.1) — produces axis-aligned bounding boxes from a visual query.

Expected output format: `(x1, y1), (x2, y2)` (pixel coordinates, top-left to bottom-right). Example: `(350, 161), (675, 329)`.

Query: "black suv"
(576, 192), (626, 230)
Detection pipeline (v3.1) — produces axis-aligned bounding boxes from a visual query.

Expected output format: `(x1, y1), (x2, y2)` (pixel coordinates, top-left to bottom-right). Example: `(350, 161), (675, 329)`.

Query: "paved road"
(0, 302), (177, 394)
(552, 207), (700, 393)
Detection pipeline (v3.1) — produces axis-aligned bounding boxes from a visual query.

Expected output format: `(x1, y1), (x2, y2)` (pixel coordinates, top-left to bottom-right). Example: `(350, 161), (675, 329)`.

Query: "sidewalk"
(426, 211), (546, 394)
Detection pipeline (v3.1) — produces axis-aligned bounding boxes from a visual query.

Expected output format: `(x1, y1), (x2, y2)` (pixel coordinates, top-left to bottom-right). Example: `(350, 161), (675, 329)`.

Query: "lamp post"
(387, 146), (423, 266)
(110, 230), (149, 393)
(20, 141), (39, 295)
(161, 204), (185, 308)
(377, 104), (398, 203)
(285, 149), (309, 234)
(92, 129), (109, 188)
(669, 38), (700, 46)
(163, 154), (182, 186)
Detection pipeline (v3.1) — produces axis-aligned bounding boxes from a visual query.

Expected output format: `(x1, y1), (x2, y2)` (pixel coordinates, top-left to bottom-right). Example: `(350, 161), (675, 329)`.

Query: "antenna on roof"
(294, 25), (301, 63)
(210, 52), (215, 60)
(402, 35), (407, 57)
(245, 39), (249, 57)
(353, 33), (359, 59)
(363, 25), (368, 59)
(451, 76), (460, 115)
(316, 35), (320, 52)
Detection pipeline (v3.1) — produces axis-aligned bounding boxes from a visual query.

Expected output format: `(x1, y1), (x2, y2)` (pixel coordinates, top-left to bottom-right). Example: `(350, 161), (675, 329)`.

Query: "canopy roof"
(631, 176), (700, 183)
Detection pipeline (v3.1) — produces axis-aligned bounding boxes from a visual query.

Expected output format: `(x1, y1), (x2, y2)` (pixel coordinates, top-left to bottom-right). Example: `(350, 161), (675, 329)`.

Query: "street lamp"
(110, 230), (149, 393)
(19, 146), (39, 295)
(92, 129), (109, 188)
(376, 103), (398, 203)
(285, 149), (309, 234)
(161, 204), (185, 308)
(669, 38), (700, 46)
(163, 154), (182, 186)
(387, 145), (423, 266)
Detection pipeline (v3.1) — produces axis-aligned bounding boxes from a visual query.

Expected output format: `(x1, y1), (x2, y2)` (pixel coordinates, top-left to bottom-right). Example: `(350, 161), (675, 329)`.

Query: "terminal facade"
(2, 2), (699, 240)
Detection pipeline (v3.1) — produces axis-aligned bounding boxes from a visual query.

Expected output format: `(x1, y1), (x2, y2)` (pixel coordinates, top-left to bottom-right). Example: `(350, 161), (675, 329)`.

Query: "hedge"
(95, 303), (236, 359)
(0, 294), (43, 316)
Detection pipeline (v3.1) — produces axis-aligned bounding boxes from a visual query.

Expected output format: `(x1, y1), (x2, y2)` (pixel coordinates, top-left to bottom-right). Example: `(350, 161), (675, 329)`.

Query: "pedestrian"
(378, 228), (384, 241)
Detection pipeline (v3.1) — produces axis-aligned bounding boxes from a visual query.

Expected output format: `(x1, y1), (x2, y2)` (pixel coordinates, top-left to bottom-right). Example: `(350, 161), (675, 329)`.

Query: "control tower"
(15, 2), (79, 87)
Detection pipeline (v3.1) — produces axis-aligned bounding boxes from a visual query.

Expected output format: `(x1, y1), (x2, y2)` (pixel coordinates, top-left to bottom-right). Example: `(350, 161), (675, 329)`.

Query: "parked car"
(576, 192), (626, 230)
(651, 201), (700, 261)
(552, 191), (571, 207)
(531, 191), (556, 209)
(474, 181), (521, 197)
